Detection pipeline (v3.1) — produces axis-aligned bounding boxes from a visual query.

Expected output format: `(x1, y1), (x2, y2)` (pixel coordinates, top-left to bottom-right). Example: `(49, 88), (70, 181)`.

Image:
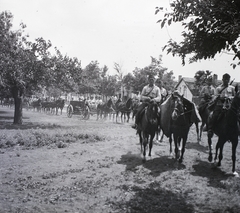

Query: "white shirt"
(141, 84), (161, 102)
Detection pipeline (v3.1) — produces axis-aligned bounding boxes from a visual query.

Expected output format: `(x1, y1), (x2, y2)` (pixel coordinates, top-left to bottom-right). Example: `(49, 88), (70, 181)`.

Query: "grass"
(0, 127), (105, 149)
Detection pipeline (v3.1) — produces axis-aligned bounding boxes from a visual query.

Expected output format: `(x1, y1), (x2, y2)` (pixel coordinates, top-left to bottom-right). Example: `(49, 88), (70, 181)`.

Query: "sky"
(1, 0), (240, 82)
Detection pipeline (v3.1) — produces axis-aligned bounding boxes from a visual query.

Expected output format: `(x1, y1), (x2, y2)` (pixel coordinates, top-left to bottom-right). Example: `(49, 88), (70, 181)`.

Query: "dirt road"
(0, 107), (240, 213)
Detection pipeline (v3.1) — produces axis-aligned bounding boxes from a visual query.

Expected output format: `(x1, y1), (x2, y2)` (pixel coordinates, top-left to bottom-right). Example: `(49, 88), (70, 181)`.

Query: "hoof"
(208, 155), (213, 162)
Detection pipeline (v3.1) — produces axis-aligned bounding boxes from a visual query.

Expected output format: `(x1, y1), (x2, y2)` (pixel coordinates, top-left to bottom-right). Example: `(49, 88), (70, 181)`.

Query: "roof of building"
(175, 76), (239, 96)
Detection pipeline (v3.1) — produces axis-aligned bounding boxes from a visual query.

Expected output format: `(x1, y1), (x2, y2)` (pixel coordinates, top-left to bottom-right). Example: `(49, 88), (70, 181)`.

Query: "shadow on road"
(111, 183), (194, 213)
(117, 151), (186, 177)
(185, 141), (209, 153)
(191, 159), (234, 189)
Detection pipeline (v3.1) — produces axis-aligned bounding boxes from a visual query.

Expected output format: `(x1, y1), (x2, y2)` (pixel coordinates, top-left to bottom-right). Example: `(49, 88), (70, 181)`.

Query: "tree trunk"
(12, 86), (23, 124)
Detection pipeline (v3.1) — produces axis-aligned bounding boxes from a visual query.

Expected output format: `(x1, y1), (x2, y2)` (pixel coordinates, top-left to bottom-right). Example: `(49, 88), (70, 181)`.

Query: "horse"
(155, 95), (169, 143)
(207, 91), (240, 176)
(115, 98), (133, 123)
(31, 99), (42, 112)
(160, 92), (200, 162)
(55, 99), (65, 115)
(41, 101), (55, 114)
(137, 101), (159, 161)
(196, 94), (212, 141)
(131, 99), (141, 120)
(96, 98), (114, 120)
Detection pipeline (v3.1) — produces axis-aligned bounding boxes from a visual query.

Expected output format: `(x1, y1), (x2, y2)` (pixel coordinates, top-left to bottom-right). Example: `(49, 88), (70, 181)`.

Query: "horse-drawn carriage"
(66, 100), (90, 119)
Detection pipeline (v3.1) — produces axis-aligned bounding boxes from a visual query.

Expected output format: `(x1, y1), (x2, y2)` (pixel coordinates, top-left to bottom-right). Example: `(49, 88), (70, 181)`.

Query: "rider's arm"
(199, 87), (205, 98)
(140, 86), (151, 102)
(152, 87), (161, 102)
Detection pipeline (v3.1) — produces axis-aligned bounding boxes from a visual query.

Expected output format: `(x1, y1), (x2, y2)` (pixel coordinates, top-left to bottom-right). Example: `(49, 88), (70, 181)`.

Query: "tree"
(81, 61), (101, 95)
(50, 48), (82, 95)
(156, 0), (240, 68)
(161, 70), (176, 91)
(132, 67), (148, 93)
(114, 62), (127, 98)
(122, 73), (134, 92)
(194, 70), (213, 88)
(0, 11), (54, 124)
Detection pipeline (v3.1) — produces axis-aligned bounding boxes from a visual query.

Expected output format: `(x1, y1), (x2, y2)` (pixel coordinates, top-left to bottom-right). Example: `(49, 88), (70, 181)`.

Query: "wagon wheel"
(67, 105), (73, 118)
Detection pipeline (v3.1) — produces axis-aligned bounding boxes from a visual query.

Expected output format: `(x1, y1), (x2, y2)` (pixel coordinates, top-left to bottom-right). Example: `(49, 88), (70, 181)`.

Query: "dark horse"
(96, 98), (114, 120)
(137, 101), (159, 161)
(160, 92), (199, 162)
(207, 91), (240, 176)
(55, 99), (65, 115)
(31, 99), (42, 112)
(197, 94), (212, 141)
(115, 97), (133, 123)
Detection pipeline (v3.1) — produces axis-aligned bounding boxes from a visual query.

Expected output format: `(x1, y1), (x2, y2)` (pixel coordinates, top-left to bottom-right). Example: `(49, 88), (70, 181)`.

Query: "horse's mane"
(125, 98), (132, 109)
(106, 98), (113, 107)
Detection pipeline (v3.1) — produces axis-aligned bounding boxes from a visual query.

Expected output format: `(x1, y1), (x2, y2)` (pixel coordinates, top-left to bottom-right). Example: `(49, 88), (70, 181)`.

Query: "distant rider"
(198, 77), (215, 115)
(207, 73), (235, 138)
(131, 74), (161, 129)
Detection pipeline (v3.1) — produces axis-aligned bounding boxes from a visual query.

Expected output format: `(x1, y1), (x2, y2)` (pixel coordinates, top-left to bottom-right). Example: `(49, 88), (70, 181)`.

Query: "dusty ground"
(0, 106), (240, 213)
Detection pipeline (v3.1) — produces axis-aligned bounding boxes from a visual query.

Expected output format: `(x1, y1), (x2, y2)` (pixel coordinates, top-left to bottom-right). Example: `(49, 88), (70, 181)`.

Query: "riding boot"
(131, 113), (139, 129)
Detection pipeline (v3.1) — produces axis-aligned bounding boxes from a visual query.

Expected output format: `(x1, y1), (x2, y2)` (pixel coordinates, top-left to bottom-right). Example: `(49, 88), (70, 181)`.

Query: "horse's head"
(171, 94), (184, 121)
(145, 102), (159, 125)
(107, 98), (113, 107)
(230, 90), (240, 112)
(126, 98), (133, 109)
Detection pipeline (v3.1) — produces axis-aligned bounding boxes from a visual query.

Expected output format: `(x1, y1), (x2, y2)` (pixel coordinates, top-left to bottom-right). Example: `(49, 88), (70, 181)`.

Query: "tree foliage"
(0, 11), (176, 124)
(156, 0), (240, 68)
(194, 70), (213, 90)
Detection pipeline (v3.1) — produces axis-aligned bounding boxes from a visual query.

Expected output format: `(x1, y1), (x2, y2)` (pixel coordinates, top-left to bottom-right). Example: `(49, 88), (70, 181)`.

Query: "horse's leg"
(169, 134), (173, 155)
(214, 139), (220, 163)
(173, 134), (179, 160)
(199, 122), (204, 141)
(155, 126), (160, 142)
(139, 131), (143, 153)
(127, 112), (130, 123)
(217, 140), (224, 167)
(232, 138), (238, 175)
(121, 112), (124, 123)
(96, 110), (99, 120)
(195, 122), (200, 143)
(148, 134), (154, 157)
(207, 134), (213, 162)
(179, 136), (187, 163)
(142, 133), (148, 160)
(115, 111), (118, 123)
(160, 131), (164, 142)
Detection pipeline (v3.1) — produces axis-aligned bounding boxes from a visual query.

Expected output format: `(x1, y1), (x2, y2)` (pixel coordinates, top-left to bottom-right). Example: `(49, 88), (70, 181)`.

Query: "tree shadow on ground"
(117, 152), (186, 177)
(191, 159), (233, 189)
(111, 183), (194, 213)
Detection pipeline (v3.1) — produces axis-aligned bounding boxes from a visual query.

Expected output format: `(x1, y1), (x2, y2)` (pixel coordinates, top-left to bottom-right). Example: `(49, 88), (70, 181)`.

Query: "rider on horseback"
(131, 74), (161, 129)
(208, 73), (235, 138)
(198, 77), (215, 115)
